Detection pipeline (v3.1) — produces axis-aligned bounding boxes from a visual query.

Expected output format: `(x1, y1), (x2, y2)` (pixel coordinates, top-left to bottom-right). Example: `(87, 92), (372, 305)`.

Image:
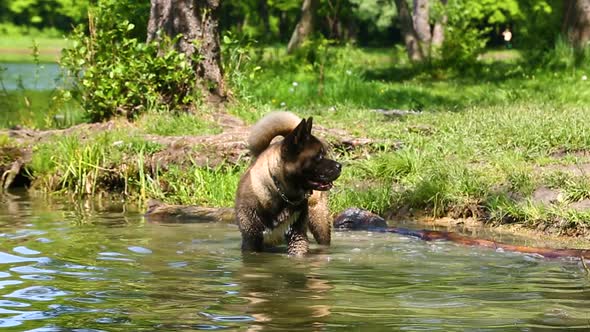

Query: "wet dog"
(235, 112), (342, 256)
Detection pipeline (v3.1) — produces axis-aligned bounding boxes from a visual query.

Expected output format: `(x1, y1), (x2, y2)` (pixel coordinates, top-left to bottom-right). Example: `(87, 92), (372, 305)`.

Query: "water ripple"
(13, 246), (41, 255)
(4, 286), (71, 302)
(127, 246), (152, 254)
(10, 266), (56, 275)
(0, 304), (105, 330)
(199, 311), (256, 322)
(0, 300), (29, 308)
(0, 251), (48, 264)
(26, 326), (107, 332)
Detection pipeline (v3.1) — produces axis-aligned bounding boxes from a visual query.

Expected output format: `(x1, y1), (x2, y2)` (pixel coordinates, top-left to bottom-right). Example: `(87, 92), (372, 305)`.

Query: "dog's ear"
(282, 118), (309, 156)
(306, 117), (313, 135)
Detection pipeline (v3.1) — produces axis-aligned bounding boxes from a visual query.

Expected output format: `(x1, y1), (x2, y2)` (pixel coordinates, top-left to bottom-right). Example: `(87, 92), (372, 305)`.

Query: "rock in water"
(333, 208), (388, 230)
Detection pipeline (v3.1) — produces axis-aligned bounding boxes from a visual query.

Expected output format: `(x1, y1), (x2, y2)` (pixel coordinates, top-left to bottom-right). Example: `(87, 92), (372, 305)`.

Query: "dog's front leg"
(237, 209), (265, 252)
(286, 210), (310, 257)
(308, 192), (331, 245)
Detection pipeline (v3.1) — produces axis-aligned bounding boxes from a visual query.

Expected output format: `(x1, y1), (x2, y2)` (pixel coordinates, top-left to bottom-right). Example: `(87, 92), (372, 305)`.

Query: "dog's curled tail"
(248, 111), (302, 157)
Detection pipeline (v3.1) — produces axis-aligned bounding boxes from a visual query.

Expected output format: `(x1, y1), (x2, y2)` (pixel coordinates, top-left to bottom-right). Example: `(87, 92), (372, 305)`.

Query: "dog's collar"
(271, 175), (311, 206)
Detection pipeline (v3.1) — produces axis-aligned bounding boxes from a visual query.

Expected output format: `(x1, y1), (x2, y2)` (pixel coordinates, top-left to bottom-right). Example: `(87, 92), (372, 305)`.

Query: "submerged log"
(334, 208), (590, 260)
(145, 203), (590, 260)
(146, 200), (235, 223)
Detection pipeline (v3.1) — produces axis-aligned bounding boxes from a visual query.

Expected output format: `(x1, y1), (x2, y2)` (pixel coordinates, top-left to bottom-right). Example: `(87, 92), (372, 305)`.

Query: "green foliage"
(60, 4), (199, 122)
(441, 19), (489, 66)
(439, 0), (497, 66)
(350, 0), (397, 32)
(1, 0), (89, 31)
(517, 0), (563, 53)
(221, 32), (262, 100)
(530, 36), (590, 71)
(458, 0), (522, 24)
(0, 133), (10, 147)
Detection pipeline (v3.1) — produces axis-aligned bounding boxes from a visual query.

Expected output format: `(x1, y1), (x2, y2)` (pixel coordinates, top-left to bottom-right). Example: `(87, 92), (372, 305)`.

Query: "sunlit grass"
(0, 35), (68, 63)
(136, 111), (222, 136)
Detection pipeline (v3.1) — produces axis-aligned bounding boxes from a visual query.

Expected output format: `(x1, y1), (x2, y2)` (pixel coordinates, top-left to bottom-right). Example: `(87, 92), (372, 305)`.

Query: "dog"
(235, 111), (342, 256)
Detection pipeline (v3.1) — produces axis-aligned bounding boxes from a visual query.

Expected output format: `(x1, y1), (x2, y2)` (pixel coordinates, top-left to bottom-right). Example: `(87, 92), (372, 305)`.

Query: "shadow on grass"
(363, 60), (526, 85)
(250, 54), (534, 113)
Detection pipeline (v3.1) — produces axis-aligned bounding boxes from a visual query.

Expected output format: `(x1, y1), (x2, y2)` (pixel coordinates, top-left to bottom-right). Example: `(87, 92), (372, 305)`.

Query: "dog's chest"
(262, 207), (301, 245)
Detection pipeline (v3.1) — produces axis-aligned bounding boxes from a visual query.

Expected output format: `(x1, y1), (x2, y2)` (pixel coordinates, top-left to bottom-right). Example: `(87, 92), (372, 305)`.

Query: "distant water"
(0, 63), (62, 91)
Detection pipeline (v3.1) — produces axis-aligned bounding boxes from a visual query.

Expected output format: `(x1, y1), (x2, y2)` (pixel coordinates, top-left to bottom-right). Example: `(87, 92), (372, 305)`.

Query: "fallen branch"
(334, 208), (590, 260)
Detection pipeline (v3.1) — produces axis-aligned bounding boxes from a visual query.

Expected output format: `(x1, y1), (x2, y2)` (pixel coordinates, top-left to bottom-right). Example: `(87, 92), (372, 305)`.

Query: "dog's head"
(281, 117), (342, 191)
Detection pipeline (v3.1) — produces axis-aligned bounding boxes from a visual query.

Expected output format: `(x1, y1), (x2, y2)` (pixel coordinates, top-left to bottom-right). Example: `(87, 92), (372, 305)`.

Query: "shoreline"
(2, 111), (590, 247)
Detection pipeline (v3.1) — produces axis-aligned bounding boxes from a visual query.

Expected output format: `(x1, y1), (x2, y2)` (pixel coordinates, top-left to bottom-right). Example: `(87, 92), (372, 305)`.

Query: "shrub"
(60, 3), (199, 122)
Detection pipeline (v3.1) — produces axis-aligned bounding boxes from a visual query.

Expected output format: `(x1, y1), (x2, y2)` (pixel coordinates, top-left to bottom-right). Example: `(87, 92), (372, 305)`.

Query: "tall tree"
(563, 0), (590, 47)
(394, 0), (424, 61)
(394, 0), (449, 61)
(147, 0), (226, 104)
(431, 0), (448, 47)
(287, 0), (319, 54)
(413, 0), (431, 47)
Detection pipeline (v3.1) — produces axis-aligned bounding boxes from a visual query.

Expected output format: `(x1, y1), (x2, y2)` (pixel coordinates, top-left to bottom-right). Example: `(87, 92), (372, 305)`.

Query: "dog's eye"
(315, 154), (323, 161)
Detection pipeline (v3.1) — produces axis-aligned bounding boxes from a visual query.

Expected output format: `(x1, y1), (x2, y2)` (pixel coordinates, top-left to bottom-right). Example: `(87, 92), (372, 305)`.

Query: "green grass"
(152, 163), (244, 207)
(0, 36), (68, 63)
(0, 91), (85, 129)
(25, 118), (234, 206)
(6, 43), (590, 231)
(29, 130), (164, 195)
(136, 111), (222, 136)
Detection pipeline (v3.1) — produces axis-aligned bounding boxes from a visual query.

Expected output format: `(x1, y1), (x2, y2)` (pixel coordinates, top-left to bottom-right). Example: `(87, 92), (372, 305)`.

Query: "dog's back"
(247, 111), (302, 157)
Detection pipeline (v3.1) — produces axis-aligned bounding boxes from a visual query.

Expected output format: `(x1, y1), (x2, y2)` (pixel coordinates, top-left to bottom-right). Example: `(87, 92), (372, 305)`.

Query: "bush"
(439, 1), (491, 67)
(60, 3), (199, 122)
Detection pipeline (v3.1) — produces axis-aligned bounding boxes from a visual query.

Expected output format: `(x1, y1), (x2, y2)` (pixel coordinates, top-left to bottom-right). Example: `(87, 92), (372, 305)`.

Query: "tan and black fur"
(235, 112), (342, 256)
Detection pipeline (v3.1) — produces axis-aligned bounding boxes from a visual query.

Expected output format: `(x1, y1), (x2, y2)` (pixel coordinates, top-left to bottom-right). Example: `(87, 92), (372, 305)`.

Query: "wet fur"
(235, 112), (340, 256)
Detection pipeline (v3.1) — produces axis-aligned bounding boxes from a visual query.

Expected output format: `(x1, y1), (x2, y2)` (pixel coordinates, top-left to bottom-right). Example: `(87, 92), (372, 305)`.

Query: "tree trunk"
(287, 0), (319, 54)
(413, 0), (431, 48)
(431, 0), (448, 47)
(394, 0), (424, 61)
(563, 0), (590, 47)
(147, 0), (226, 105)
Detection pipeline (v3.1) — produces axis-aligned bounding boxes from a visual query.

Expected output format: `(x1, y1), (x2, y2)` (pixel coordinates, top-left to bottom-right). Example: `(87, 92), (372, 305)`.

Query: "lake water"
(0, 63), (62, 91)
(0, 194), (589, 331)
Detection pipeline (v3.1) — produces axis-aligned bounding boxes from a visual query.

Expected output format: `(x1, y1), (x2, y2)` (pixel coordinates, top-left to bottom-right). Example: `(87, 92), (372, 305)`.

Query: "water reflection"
(0, 194), (589, 330)
(229, 253), (334, 330)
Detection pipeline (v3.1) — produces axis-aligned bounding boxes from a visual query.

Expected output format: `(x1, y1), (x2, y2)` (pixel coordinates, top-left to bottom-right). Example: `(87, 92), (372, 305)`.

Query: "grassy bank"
(3, 45), (590, 234)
